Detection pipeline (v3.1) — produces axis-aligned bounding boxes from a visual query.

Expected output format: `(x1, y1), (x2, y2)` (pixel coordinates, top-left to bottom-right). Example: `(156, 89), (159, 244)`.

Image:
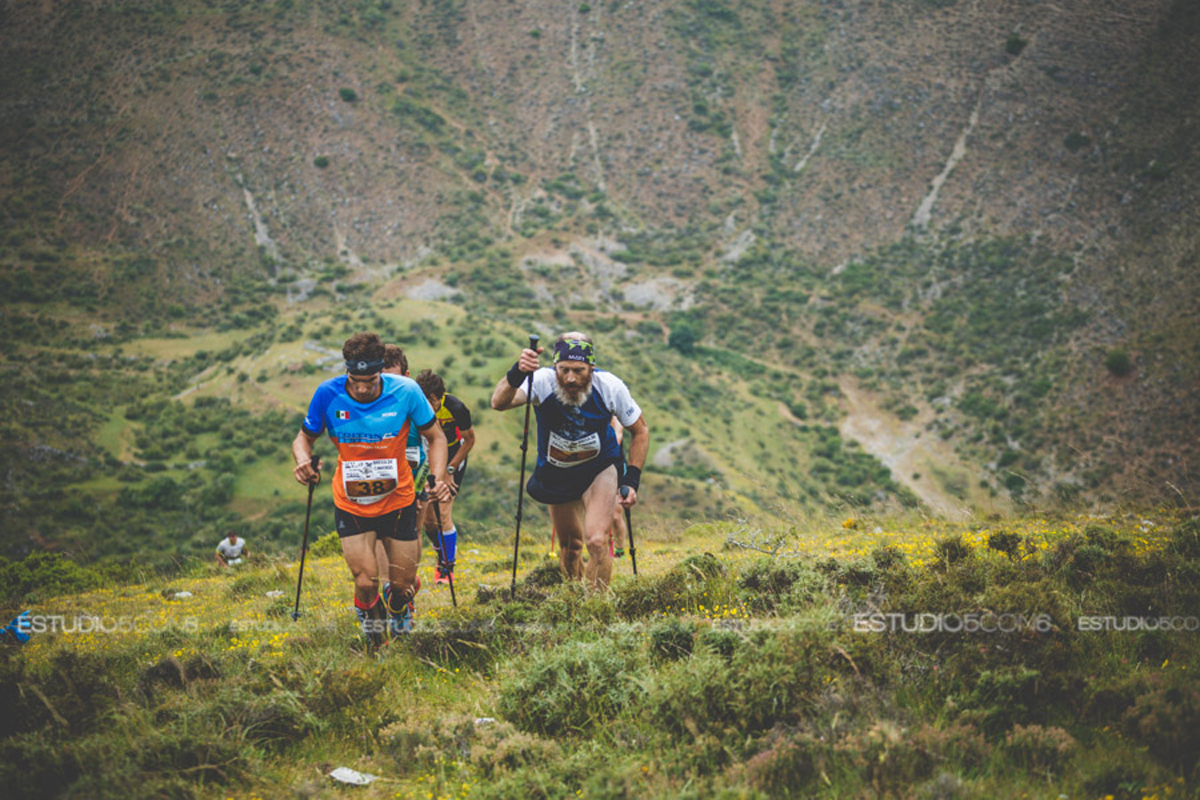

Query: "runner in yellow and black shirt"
(414, 369), (474, 583)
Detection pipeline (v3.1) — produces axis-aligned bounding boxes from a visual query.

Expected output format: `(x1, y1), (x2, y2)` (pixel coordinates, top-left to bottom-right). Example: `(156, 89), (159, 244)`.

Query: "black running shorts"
(526, 458), (621, 506)
(334, 502), (419, 541)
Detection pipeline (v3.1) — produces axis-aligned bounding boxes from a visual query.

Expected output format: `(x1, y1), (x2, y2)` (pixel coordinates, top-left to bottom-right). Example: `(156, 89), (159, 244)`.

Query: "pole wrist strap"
(619, 465), (642, 492)
(506, 361), (530, 388)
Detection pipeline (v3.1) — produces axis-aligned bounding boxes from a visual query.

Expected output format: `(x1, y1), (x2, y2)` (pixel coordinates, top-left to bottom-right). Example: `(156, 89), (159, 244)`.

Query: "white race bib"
(342, 458), (400, 504)
(405, 446), (422, 469)
(547, 431), (601, 468)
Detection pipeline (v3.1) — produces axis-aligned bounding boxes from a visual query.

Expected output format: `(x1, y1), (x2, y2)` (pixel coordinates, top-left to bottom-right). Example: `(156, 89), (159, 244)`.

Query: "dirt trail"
(817, 384), (1002, 520)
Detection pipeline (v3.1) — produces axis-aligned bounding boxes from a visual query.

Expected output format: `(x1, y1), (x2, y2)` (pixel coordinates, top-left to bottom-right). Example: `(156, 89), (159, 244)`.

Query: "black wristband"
(506, 361), (530, 388)
(619, 464), (642, 492)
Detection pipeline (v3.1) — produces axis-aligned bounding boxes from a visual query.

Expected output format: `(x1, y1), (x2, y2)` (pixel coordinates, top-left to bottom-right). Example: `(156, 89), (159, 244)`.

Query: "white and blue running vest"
(527, 367), (641, 474)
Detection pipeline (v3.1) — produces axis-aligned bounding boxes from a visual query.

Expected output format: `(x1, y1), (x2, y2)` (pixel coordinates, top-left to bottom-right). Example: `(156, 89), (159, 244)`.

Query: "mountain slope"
(1, 0), (1197, 560)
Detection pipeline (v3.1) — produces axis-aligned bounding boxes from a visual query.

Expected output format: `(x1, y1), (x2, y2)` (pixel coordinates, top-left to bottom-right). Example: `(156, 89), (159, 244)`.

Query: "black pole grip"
(529, 334), (540, 350)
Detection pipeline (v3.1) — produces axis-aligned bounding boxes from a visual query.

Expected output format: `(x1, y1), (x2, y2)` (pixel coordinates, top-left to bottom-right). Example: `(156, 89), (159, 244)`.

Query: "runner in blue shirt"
(292, 333), (453, 646)
(491, 332), (649, 589)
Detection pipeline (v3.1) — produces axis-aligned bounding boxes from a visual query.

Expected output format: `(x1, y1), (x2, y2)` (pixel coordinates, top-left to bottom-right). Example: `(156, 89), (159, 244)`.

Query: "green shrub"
(0, 552), (106, 604)
(208, 688), (319, 749)
(309, 530), (341, 558)
(870, 544), (906, 571)
(742, 728), (822, 795)
(695, 626), (741, 660)
(522, 560), (564, 588)
(986, 530), (1023, 559)
(338, 87), (357, 102)
(738, 558), (824, 612)
(964, 667), (1045, 736)
(1002, 724), (1076, 774)
(1122, 674), (1200, 774)
(313, 156), (330, 168)
(532, 583), (618, 628)
(644, 623), (831, 744)
(649, 617), (695, 661)
(497, 635), (647, 736)
(932, 535), (973, 568)
(668, 325), (698, 355)
(615, 552), (726, 618)
(1105, 349), (1133, 376)
(1170, 517), (1200, 559)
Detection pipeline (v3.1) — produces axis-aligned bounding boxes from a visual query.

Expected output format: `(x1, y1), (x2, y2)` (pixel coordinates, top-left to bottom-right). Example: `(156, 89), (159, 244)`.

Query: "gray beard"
(553, 379), (592, 408)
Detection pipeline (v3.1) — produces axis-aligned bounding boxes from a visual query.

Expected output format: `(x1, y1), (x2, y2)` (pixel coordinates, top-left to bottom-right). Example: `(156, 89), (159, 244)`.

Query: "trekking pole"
(620, 486), (638, 577)
(427, 474), (457, 608)
(510, 334), (539, 600)
(292, 456), (321, 621)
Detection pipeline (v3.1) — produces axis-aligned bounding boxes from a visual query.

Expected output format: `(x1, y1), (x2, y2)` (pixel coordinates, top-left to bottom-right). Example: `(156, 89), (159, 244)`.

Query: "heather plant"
(648, 616), (696, 661)
(1122, 673), (1200, 776)
(496, 633), (648, 736)
(1003, 724), (1077, 775)
(737, 557), (824, 613)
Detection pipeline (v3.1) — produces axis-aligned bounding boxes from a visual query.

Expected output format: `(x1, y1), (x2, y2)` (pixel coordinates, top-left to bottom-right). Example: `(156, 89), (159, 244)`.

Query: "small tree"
(338, 87), (358, 102)
(1105, 349), (1133, 377)
(668, 325), (697, 355)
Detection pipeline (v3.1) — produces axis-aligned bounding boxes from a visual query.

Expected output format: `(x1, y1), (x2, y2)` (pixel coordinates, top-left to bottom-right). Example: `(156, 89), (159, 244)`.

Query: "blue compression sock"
(441, 527), (457, 566)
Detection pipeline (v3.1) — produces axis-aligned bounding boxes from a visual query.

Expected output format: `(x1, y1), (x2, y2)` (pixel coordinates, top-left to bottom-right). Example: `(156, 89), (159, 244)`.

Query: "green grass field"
(3, 512), (1197, 799)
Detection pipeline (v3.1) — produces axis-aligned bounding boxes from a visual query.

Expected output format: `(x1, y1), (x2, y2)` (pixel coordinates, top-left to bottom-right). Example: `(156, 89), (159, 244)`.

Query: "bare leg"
(610, 498), (627, 551)
(374, 540), (390, 592)
(550, 500), (586, 581)
(382, 538), (422, 603)
(340, 532), (381, 605)
(581, 466), (618, 589)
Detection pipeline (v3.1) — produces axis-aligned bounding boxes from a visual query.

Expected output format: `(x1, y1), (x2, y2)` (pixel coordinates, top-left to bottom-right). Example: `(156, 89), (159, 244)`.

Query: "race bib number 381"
(342, 458), (400, 503)
(547, 432), (601, 468)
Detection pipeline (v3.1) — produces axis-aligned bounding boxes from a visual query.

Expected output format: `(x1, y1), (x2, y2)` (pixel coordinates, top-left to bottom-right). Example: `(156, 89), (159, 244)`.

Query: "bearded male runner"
(491, 332), (649, 589)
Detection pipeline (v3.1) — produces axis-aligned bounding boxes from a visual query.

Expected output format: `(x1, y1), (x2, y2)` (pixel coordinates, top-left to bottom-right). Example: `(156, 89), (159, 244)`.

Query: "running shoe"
(614, 548), (625, 559)
(383, 579), (418, 636)
(434, 566), (454, 585)
(354, 599), (387, 647)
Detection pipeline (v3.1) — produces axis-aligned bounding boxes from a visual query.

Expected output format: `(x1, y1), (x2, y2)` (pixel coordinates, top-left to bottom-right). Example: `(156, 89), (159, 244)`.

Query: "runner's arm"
(420, 420), (455, 502)
(452, 428), (475, 470)
(291, 429), (321, 485)
(491, 380), (527, 410)
(619, 414), (650, 508)
(491, 346), (541, 410)
(449, 397), (475, 468)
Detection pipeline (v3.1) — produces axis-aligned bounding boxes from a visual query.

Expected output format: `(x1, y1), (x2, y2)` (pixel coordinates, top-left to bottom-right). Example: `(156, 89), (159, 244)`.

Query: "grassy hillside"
(2, 512), (1197, 798)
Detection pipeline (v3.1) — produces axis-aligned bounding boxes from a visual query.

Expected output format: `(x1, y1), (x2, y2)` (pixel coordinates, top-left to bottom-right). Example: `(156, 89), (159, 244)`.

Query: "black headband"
(345, 357), (385, 375)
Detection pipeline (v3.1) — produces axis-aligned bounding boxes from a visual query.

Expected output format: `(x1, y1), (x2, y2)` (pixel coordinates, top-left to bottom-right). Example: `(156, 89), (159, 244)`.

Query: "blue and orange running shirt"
(302, 374), (435, 516)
